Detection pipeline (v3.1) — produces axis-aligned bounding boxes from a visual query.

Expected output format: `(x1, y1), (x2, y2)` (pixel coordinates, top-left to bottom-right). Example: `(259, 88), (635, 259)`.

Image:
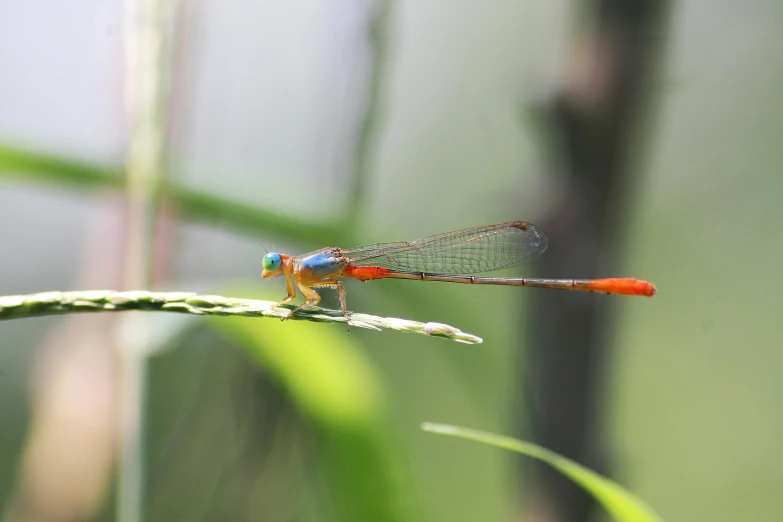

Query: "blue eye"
(262, 253), (282, 271)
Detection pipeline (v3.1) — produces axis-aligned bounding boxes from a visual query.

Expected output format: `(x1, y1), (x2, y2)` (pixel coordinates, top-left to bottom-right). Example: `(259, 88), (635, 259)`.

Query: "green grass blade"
(422, 423), (663, 522)
(0, 143), (351, 246)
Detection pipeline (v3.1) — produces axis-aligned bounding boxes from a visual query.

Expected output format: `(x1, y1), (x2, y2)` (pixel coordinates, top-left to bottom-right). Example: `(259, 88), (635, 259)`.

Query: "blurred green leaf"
(0, 143), (351, 246)
(422, 423), (662, 522)
(209, 309), (424, 522)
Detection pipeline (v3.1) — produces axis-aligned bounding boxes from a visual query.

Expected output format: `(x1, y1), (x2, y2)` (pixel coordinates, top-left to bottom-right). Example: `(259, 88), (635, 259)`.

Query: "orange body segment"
(342, 265), (390, 281)
(573, 278), (656, 296)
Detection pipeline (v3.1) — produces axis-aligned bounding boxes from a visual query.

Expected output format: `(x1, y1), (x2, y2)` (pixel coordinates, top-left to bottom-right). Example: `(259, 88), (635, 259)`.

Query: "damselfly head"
(262, 252), (284, 278)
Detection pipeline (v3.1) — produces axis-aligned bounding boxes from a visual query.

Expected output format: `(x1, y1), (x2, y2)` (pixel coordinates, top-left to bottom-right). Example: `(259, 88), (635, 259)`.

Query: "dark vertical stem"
(522, 2), (670, 521)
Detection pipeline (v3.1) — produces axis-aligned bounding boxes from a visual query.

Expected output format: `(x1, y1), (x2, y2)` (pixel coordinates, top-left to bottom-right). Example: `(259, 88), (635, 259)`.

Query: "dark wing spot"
(509, 221), (531, 230)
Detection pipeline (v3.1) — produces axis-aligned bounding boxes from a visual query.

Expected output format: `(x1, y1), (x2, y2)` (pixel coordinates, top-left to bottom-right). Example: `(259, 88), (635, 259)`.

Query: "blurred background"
(1, 1), (782, 521)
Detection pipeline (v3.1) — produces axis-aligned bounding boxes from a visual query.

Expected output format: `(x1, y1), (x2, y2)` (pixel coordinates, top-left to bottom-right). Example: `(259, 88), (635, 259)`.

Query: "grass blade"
(422, 423), (662, 522)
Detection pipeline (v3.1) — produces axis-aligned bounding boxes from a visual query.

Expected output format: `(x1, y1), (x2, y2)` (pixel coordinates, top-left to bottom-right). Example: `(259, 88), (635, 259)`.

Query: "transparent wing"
(344, 221), (548, 274)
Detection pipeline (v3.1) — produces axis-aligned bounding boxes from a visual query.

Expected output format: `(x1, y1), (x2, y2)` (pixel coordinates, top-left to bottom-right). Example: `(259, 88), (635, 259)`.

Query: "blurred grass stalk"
(118, 0), (177, 521)
(344, 0), (392, 225)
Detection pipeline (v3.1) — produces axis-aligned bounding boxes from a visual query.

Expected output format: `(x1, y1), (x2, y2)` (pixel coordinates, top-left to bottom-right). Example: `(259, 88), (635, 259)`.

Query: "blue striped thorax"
(297, 249), (347, 279)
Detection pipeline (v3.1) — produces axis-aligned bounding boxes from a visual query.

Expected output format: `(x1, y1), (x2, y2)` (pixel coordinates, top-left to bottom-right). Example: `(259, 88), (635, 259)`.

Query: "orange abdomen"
(576, 278), (656, 296)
